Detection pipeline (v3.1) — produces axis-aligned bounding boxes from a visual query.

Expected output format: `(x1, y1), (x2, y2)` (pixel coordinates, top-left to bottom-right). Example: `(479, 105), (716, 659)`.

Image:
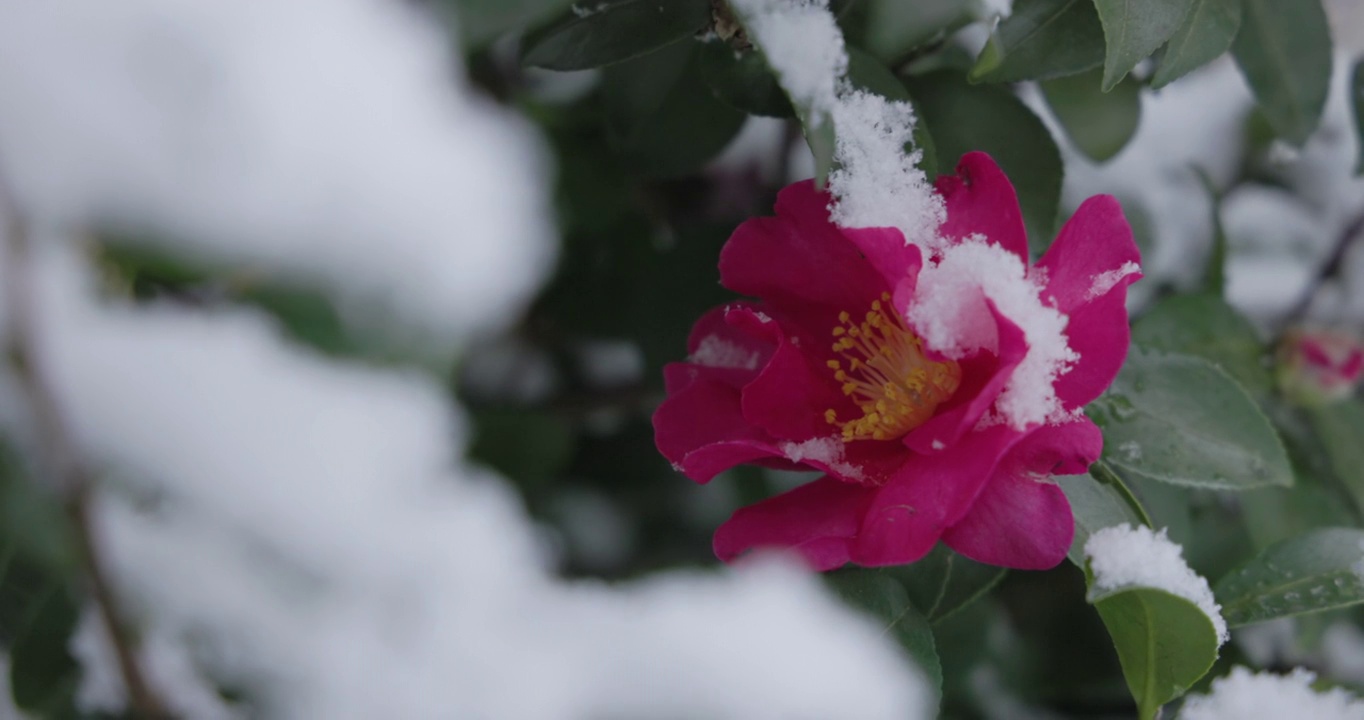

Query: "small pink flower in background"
(1277, 330), (1364, 405)
(653, 152), (1141, 571)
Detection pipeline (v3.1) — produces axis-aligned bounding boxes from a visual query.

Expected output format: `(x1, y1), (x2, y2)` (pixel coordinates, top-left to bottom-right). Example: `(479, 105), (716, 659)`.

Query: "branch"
(1282, 210), (1364, 327)
(0, 170), (173, 719)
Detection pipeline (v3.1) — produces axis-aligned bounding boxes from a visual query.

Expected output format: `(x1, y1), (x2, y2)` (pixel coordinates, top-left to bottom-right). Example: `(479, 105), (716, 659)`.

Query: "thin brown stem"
(1282, 210), (1364, 327)
(0, 171), (172, 719)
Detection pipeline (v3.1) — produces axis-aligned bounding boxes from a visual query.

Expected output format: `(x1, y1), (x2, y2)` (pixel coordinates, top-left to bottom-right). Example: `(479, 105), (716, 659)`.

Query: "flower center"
(824, 293), (962, 442)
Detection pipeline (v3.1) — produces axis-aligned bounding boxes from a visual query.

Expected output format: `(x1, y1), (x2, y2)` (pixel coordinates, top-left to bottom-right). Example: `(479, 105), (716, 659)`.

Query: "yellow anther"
(821, 296), (962, 443)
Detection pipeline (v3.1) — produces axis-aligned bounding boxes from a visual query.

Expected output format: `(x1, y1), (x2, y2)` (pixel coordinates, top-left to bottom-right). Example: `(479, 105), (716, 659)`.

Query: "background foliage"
(4, 0), (1364, 717)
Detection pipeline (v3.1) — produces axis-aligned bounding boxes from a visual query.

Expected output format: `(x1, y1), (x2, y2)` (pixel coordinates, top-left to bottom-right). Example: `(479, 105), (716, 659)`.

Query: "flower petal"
(941, 474), (1073, 570)
(713, 476), (873, 571)
(719, 181), (887, 311)
(1035, 195), (1142, 409)
(741, 330), (856, 444)
(654, 364), (781, 483)
(904, 300), (1027, 455)
(935, 152), (1029, 261)
(941, 418), (1100, 568)
(852, 425), (1023, 566)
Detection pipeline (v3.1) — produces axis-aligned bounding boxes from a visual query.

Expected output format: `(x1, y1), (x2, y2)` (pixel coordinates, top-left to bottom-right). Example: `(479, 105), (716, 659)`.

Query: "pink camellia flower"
(1277, 329), (1364, 405)
(653, 152), (1141, 571)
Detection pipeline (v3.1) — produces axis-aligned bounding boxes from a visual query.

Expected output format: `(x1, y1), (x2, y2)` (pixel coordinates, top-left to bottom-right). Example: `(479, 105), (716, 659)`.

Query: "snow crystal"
(906, 238), (1077, 429)
(827, 90), (946, 250)
(728, 0), (845, 124)
(780, 436), (865, 481)
(691, 334), (762, 370)
(1085, 261), (1141, 301)
(1179, 667), (1364, 720)
(1085, 524), (1228, 644)
(0, 0), (555, 346)
(1117, 441), (1142, 462)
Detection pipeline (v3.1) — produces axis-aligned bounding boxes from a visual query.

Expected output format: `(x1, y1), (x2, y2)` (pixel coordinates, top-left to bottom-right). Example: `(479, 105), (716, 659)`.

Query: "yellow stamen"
(823, 292), (962, 442)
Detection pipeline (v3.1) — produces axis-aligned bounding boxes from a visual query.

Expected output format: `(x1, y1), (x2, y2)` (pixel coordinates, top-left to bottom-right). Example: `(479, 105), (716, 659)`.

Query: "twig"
(0, 170), (172, 719)
(1282, 210), (1364, 327)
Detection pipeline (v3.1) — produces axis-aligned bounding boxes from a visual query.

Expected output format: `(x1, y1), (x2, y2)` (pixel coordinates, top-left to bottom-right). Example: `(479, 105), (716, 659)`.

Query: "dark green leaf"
(7, 580), (79, 715)
(1239, 478), (1358, 551)
(1353, 57), (1364, 175)
(844, 48), (939, 178)
(1131, 294), (1271, 396)
(1308, 399), (1364, 517)
(1193, 170), (1228, 294)
(469, 409), (575, 491)
(885, 544), (1006, 624)
(1059, 471), (1147, 565)
(1215, 528), (1364, 627)
(826, 569), (942, 708)
(1041, 68), (1142, 162)
(1088, 585), (1221, 720)
(603, 42), (747, 177)
(1231, 0), (1332, 146)
(522, 0), (712, 70)
(1151, 0), (1242, 88)
(1093, 0), (1191, 90)
(448, 0), (578, 50)
(698, 41), (794, 117)
(905, 71), (1063, 249)
(969, 0), (1105, 83)
(1089, 348), (1293, 491)
(861, 0), (975, 64)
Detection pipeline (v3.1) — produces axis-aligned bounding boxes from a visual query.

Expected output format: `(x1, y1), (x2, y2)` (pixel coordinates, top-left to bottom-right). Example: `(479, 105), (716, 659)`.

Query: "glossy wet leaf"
(1231, 0), (1332, 146)
(1151, 0), (1242, 88)
(1088, 583), (1222, 720)
(1041, 68), (1141, 162)
(1131, 294), (1271, 396)
(522, 0), (712, 70)
(1215, 528), (1364, 627)
(1089, 348), (1292, 491)
(602, 42), (746, 177)
(885, 544), (1006, 624)
(1059, 471), (1147, 565)
(698, 41), (794, 117)
(969, 0), (1105, 83)
(860, 0), (975, 64)
(449, 0), (577, 49)
(1308, 399), (1364, 517)
(1093, 0), (1191, 90)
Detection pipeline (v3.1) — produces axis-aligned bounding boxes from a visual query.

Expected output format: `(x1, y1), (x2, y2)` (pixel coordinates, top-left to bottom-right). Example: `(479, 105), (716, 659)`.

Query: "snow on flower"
(654, 152), (1142, 571)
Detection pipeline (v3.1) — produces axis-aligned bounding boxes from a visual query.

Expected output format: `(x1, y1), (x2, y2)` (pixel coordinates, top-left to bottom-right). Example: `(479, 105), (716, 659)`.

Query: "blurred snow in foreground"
(0, 0), (928, 717)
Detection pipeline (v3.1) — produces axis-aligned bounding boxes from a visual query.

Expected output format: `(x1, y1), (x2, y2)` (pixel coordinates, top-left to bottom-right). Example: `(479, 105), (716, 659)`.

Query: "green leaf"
(522, 0), (713, 70)
(861, 0), (975, 64)
(826, 569), (943, 707)
(1308, 399), (1364, 517)
(1151, 0), (1242, 89)
(1214, 528), (1364, 627)
(6, 580), (79, 715)
(1192, 170), (1228, 295)
(1093, 0), (1191, 90)
(1353, 57), (1364, 175)
(969, 0), (1105, 84)
(844, 48), (939, 178)
(469, 408), (575, 491)
(1231, 0), (1332, 146)
(698, 41), (794, 117)
(1089, 348), (1293, 491)
(885, 544), (1006, 624)
(1058, 471), (1148, 565)
(602, 42), (747, 177)
(1088, 584), (1222, 720)
(905, 71), (1064, 250)
(1040, 68), (1142, 162)
(447, 0), (578, 50)
(1131, 294), (1271, 396)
